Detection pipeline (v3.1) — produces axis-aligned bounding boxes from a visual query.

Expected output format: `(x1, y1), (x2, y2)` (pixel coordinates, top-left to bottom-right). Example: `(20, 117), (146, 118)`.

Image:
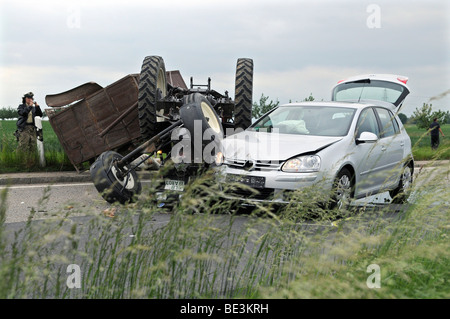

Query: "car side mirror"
(356, 131), (378, 144)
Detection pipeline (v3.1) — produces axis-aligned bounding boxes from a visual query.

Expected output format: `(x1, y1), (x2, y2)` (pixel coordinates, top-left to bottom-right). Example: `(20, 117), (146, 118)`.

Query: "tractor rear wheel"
(138, 55), (168, 141)
(234, 58), (253, 131)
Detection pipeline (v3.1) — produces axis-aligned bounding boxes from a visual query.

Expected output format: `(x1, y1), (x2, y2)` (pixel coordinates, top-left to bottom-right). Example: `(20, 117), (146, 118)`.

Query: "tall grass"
(0, 164), (448, 299)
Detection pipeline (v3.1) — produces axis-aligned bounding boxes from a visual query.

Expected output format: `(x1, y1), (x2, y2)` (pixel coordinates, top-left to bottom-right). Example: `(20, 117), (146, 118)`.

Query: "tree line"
(0, 106), (47, 120)
(0, 107), (18, 119)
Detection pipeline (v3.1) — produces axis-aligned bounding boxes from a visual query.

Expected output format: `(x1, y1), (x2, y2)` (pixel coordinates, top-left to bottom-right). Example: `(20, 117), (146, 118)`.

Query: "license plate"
(164, 180), (185, 191)
(226, 174), (265, 189)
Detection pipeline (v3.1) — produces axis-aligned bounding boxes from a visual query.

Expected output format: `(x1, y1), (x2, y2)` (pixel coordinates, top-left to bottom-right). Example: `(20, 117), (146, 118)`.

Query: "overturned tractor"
(46, 56), (253, 203)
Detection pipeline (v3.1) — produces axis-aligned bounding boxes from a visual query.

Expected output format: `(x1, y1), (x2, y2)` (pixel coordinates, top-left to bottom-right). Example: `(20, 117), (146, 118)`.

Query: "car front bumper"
(217, 166), (333, 204)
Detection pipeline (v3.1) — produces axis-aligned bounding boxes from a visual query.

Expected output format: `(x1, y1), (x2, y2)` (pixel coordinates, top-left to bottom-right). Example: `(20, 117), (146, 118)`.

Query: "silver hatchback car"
(217, 74), (414, 208)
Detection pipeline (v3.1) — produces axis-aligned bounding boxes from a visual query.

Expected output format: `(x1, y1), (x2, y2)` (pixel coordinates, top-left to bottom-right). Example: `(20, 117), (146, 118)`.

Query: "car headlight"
(282, 155), (321, 173)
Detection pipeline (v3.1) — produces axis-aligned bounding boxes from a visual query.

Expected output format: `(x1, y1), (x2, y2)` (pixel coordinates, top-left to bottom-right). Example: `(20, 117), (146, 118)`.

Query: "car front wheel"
(329, 168), (354, 210)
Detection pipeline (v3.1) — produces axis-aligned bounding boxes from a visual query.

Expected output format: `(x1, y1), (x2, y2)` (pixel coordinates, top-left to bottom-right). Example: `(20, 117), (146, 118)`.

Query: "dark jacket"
(17, 103), (43, 130)
(429, 121), (440, 136)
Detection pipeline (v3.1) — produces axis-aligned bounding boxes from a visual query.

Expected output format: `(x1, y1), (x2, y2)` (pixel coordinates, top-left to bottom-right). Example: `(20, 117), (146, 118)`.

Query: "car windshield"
(332, 80), (406, 106)
(250, 105), (356, 136)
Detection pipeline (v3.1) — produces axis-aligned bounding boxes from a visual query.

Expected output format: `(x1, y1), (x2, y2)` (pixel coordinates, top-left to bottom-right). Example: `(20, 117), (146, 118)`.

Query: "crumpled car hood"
(221, 130), (342, 161)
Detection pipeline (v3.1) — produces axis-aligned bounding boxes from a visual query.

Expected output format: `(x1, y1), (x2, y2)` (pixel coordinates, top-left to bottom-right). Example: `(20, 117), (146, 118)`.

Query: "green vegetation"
(251, 94), (280, 119)
(410, 103), (449, 130)
(0, 107), (19, 120)
(0, 120), (73, 173)
(0, 166), (448, 298)
(405, 124), (450, 160)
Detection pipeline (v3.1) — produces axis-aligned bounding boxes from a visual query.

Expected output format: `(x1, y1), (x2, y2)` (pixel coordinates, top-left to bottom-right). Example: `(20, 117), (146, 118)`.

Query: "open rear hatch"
(331, 74), (410, 111)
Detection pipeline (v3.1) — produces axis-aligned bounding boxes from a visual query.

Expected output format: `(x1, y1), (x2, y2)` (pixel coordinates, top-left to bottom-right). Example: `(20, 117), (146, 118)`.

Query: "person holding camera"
(16, 92), (43, 163)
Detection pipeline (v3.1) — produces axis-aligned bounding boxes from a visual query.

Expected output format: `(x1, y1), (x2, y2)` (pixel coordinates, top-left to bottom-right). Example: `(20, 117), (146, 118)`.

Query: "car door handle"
(400, 142), (405, 147)
(381, 146), (387, 152)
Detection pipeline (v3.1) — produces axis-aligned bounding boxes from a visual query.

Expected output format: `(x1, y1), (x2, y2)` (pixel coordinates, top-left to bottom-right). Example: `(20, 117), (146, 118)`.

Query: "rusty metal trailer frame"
(45, 71), (187, 172)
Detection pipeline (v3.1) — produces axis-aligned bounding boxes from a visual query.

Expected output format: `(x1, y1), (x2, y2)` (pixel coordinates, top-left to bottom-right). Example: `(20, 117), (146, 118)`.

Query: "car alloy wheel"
(332, 168), (354, 210)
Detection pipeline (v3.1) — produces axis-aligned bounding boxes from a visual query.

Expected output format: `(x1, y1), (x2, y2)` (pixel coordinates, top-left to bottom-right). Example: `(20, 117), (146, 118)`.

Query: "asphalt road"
(1, 163), (448, 224)
(0, 178), (397, 225)
(1, 182), (110, 224)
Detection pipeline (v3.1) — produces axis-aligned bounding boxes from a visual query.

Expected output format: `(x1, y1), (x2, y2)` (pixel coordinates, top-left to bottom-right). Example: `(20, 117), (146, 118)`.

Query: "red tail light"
(397, 77), (408, 84)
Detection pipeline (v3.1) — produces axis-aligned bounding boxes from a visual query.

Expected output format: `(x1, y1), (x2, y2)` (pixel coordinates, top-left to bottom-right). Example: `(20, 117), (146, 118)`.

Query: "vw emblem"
(243, 160), (256, 171)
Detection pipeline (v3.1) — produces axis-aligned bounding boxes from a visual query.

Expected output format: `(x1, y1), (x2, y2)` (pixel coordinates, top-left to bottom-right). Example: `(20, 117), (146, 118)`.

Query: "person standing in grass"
(429, 118), (445, 150)
(16, 92), (43, 165)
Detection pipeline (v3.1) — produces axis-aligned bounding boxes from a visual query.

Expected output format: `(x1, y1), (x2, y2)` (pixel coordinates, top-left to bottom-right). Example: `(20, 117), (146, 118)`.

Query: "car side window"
(356, 108), (379, 138)
(376, 108), (397, 138)
(392, 115), (400, 133)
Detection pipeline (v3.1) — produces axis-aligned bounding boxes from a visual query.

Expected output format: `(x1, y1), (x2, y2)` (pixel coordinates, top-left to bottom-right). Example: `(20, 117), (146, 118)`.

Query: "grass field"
(0, 120), (73, 173)
(404, 124), (450, 161)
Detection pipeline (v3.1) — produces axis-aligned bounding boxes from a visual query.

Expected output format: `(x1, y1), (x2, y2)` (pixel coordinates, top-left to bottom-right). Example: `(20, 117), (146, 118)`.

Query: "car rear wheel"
(90, 151), (142, 204)
(138, 55), (168, 141)
(389, 164), (413, 204)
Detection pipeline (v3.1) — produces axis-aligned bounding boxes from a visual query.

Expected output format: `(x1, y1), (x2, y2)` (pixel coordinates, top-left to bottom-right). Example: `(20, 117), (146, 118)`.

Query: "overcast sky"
(1, 0), (449, 116)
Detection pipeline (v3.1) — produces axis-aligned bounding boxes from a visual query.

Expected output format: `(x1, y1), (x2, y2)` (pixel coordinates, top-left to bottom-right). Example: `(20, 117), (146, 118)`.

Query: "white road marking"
(0, 183), (94, 190)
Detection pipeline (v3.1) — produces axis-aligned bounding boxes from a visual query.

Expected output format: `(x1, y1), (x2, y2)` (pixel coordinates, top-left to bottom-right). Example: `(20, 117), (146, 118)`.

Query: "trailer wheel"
(234, 58), (253, 131)
(90, 151), (142, 204)
(138, 55), (168, 141)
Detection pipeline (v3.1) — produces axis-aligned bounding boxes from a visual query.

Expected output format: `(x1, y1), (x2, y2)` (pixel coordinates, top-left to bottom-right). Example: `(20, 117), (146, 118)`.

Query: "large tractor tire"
(180, 93), (223, 138)
(90, 151), (142, 204)
(138, 55), (168, 141)
(234, 58), (253, 131)
(179, 93), (224, 164)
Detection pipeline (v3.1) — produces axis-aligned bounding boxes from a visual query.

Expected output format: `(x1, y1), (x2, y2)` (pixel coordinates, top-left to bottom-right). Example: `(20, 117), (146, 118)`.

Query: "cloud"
(0, 0), (448, 117)
(0, 64), (127, 108)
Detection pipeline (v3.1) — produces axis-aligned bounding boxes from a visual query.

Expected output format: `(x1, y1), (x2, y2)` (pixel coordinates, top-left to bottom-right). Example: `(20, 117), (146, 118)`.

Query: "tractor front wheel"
(90, 151), (142, 204)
